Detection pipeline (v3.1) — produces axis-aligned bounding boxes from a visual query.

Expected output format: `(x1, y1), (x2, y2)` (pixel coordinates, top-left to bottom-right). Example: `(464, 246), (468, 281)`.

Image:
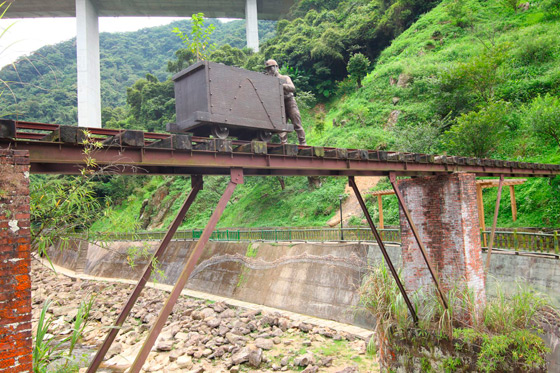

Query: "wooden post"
(485, 175), (504, 274)
(509, 185), (517, 222)
(476, 184), (487, 246)
(377, 194), (384, 229)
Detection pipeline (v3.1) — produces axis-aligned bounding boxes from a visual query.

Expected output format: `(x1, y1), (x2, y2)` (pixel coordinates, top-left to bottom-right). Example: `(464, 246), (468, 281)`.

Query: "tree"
(524, 94), (560, 150)
(172, 13), (215, 62)
(443, 100), (511, 158)
(347, 53), (370, 89)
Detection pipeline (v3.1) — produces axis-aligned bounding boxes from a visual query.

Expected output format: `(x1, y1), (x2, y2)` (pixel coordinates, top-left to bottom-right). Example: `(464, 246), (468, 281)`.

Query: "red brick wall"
(0, 149), (32, 372)
(398, 173), (486, 311)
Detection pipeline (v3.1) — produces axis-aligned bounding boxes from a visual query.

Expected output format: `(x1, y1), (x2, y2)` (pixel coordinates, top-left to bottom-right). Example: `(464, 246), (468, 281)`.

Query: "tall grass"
(33, 299), (62, 372)
(359, 260), (552, 372)
(33, 296), (95, 373)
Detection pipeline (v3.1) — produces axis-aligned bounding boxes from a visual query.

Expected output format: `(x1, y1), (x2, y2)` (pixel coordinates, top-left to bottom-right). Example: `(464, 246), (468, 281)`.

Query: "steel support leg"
(389, 173), (449, 310)
(349, 176), (418, 324)
(87, 175), (203, 372)
(129, 168), (243, 373)
(485, 175), (504, 273)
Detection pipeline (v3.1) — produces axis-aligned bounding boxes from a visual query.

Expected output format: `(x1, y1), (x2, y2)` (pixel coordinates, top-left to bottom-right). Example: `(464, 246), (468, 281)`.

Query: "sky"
(0, 17), (190, 68)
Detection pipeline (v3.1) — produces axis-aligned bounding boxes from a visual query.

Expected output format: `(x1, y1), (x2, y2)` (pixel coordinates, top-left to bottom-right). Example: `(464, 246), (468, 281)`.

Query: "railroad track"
(1, 119), (559, 177)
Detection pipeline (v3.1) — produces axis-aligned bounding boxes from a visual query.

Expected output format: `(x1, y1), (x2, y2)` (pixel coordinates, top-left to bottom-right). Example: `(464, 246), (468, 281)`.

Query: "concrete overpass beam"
(246, 0), (259, 52)
(76, 0), (101, 128)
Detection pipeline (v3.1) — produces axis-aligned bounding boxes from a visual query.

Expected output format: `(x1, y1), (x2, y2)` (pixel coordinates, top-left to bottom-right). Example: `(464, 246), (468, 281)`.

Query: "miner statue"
(264, 59), (307, 146)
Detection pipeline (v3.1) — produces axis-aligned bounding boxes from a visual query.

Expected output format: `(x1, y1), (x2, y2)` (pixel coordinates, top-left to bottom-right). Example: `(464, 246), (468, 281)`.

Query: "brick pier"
(0, 149), (32, 372)
(397, 173), (486, 310)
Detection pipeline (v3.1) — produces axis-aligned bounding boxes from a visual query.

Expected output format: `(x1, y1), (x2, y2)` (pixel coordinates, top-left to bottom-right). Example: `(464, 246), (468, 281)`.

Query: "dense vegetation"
(5, 0), (560, 232)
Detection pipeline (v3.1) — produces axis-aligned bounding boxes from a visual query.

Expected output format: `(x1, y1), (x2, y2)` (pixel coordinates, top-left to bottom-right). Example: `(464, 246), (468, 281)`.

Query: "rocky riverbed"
(31, 260), (379, 372)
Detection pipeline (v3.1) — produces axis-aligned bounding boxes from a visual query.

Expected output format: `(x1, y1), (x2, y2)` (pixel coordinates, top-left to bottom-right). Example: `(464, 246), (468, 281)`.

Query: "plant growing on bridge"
(31, 132), (105, 258)
(172, 13), (216, 62)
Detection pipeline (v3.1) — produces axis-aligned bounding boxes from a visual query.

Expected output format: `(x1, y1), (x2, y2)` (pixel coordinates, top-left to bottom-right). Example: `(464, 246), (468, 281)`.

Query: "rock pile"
(31, 261), (378, 372)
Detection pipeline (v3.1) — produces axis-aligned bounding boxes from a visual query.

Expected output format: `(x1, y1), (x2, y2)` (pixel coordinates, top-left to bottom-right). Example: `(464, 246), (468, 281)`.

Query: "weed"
(245, 243), (258, 258)
(443, 357), (463, 372)
(33, 295), (94, 372)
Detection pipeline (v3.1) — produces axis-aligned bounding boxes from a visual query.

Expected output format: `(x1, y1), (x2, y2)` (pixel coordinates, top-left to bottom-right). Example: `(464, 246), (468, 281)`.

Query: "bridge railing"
(483, 230), (559, 254)
(98, 228), (559, 254)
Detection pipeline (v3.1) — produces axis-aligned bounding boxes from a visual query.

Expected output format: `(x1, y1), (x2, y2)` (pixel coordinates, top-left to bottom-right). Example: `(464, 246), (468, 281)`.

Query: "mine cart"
(167, 61), (293, 141)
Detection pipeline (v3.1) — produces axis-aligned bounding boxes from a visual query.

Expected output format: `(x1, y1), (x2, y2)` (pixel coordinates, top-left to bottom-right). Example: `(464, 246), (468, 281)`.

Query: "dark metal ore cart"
(167, 60), (293, 141)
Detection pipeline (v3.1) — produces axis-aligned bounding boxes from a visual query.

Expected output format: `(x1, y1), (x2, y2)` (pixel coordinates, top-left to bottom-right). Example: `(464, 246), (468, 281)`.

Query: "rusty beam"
(349, 176), (418, 324)
(5, 140), (560, 178)
(87, 175), (203, 373)
(389, 173), (449, 310)
(128, 168), (243, 372)
(485, 175), (504, 273)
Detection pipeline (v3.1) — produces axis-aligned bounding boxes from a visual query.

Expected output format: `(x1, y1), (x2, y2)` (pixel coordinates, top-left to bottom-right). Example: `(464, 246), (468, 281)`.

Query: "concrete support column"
(397, 173), (486, 310)
(0, 149), (32, 372)
(245, 0), (259, 52)
(76, 0), (101, 128)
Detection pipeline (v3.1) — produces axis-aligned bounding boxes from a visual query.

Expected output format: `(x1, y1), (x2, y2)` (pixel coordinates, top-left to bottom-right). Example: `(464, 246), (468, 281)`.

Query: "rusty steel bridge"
(1, 120), (559, 178)
(2, 119), (559, 373)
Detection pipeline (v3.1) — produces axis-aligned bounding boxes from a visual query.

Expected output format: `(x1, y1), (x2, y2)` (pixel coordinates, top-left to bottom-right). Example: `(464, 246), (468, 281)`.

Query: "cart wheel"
(257, 130), (273, 143)
(211, 125), (229, 139)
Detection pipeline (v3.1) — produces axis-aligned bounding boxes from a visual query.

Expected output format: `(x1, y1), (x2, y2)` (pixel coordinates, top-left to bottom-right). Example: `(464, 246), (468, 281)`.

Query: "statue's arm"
(283, 75), (296, 93)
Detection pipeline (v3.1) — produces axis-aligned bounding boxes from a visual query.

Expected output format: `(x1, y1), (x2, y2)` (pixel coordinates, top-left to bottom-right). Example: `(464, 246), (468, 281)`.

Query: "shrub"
(541, 0), (560, 19)
(523, 93), (560, 149)
(392, 120), (445, 153)
(443, 100), (511, 158)
(439, 43), (511, 104)
(513, 35), (558, 65)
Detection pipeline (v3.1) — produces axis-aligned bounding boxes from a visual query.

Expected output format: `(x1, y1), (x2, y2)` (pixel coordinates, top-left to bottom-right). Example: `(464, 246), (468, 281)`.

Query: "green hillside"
(17, 0), (560, 233)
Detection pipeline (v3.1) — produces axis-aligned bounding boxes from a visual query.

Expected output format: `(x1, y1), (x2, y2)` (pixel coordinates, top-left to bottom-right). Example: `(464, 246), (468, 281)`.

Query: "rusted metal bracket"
(87, 175), (203, 372)
(349, 176), (418, 324)
(485, 175), (504, 273)
(128, 168), (244, 373)
(389, 172), (449, 310)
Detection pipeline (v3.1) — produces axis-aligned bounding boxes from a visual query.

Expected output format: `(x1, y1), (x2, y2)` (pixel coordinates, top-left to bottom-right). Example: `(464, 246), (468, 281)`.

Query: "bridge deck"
(1, 120), (558, 178)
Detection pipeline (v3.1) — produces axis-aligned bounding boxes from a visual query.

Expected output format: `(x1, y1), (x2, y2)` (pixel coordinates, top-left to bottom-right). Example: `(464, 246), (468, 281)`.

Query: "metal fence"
(483, 230), (559, 254)
(102, 227), (401, 244)
(100, 227), (559, 254)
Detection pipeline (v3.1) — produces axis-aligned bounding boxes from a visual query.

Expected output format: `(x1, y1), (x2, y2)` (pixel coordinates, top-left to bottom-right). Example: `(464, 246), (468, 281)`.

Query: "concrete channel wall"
(47, 239), (560, 321)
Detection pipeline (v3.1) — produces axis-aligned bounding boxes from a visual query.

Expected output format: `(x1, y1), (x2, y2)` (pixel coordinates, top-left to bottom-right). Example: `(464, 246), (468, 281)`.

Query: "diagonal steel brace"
(87, 175), (203, 372)
(389, 172), (449, 310)
(485, 175), (504, 273)
(129, 168), (244, 373)
(349, 176), (418, 324)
